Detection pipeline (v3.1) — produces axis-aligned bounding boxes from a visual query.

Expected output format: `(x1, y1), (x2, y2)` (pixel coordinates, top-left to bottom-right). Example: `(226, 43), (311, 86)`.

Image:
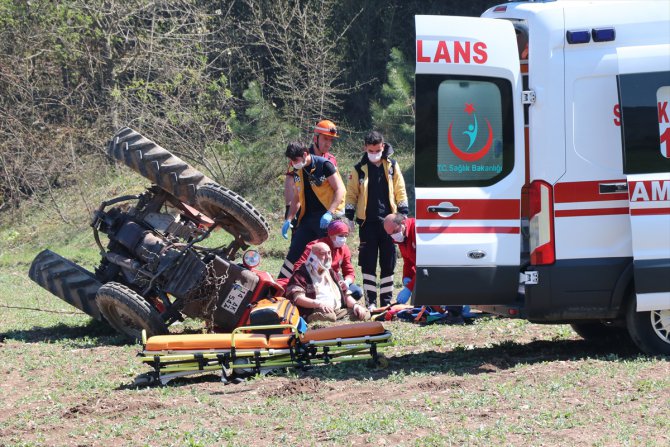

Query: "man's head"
(327, 219), (349, 248)
(383, 213), (406, 243)
(307, 241), (332, 276)
(313, 119), (339, 155)
(364, 131), (385, 164)
(285, 141), (310, 169)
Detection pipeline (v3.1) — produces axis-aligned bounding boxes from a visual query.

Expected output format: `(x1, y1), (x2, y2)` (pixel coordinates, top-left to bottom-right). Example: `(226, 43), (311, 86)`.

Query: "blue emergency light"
(592, 27), (616, 42)
(566, 30), (590, 44)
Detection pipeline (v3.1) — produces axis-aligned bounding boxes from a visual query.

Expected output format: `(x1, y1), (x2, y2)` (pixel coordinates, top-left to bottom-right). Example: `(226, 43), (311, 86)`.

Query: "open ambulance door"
(618, 70), (670, 351)
(414, 16), (525, 305)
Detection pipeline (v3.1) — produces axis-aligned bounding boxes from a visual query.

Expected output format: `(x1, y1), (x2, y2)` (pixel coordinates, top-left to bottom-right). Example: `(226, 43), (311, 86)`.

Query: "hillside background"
(0, 0), (498, 227)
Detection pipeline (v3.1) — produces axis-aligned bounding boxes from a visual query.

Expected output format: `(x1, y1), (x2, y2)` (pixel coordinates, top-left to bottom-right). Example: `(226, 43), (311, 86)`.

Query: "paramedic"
(345, 131), (408, 310)
(382, 213), (416, 304)
(277, 219), (363, 300)
(285, 242), (369, 323)
(279, 142), (345, 279)
(283, 119), (340, 222)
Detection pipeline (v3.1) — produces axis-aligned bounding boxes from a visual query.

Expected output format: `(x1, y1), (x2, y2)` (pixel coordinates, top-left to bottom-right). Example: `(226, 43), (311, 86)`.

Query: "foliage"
(0, 0), (500, 215)
(370, 47), (415, 153)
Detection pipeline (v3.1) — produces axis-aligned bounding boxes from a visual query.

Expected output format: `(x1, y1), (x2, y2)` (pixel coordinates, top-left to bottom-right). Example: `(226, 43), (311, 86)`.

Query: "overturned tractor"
(29, 127), (279, 340)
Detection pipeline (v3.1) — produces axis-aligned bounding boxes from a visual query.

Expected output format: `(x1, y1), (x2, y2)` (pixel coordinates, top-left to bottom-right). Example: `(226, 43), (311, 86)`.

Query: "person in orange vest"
(283, 120), (340, 223)
(279, 142), (345, 280)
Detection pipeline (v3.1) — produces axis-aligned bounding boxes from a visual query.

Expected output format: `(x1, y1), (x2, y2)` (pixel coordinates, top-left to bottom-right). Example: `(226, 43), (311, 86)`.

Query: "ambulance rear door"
(618, 70), (670, 312)
(414, 16), (525, 305)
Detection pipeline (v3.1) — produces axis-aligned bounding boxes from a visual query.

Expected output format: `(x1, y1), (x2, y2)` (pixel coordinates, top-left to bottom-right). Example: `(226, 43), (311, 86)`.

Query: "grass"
(1, 155), (669, 446)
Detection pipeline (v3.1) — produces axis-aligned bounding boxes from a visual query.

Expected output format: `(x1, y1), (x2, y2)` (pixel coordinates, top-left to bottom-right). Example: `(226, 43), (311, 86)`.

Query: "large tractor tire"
(28, 250), (104, 321)
(626, 295), (670, 355)
(107, 127), (213, 205)
(195, 183), (270, 245)
(95, 282), (168, 341)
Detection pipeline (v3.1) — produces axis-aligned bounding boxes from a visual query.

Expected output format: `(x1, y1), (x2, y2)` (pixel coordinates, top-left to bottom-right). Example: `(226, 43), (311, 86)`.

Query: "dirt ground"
(1, 316), (668, 447)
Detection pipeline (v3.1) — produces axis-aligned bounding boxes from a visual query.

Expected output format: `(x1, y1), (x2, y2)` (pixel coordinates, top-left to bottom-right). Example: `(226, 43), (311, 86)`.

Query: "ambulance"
(414, 0), (670, 354)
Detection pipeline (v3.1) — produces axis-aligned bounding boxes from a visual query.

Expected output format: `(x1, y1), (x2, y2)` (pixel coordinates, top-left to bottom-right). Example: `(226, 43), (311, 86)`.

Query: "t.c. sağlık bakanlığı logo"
(447, 103), (493, 162)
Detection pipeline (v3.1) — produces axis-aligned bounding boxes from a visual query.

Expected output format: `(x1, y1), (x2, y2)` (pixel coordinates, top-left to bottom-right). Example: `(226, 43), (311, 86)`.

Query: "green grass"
(1, 153), (669, 447)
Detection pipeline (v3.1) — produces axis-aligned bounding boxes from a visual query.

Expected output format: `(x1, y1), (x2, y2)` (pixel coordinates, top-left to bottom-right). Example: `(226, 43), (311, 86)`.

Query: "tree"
(370, 47), (414, 151)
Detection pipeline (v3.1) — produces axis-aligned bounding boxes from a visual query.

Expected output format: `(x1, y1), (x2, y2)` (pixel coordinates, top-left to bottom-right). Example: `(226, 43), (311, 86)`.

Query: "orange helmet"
(314, 119), (339, 138)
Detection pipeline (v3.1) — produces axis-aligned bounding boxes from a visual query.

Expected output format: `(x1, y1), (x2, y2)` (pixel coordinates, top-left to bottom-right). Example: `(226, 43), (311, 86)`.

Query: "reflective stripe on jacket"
(344, 155), (409, 223)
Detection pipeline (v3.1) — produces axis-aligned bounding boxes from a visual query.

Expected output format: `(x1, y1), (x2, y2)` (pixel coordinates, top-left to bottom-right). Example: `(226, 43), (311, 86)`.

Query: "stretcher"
(137, 321), (392, 385)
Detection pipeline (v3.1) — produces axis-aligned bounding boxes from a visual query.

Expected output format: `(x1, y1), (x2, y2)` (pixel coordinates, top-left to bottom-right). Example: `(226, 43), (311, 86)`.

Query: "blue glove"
(396, 287), (412, 304)
(320, 211), (333, 229)
(281, 219), (292, 239)
(402, 277), (411, 286)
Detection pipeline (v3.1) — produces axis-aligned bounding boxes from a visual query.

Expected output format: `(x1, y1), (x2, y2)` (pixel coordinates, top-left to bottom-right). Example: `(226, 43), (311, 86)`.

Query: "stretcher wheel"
(369, 354), (389, 369)
(95, 282), (168, 341)
(133, 372), (159, 387)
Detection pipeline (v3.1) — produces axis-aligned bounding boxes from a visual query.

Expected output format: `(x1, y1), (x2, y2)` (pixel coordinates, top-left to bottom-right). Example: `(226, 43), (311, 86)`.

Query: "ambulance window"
(618, 71), (670, 174)
(415, 74), (514, 187)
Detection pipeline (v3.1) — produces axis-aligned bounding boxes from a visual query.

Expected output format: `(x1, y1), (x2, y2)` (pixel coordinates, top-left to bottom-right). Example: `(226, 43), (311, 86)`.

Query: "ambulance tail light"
(529, 180), (555, 265)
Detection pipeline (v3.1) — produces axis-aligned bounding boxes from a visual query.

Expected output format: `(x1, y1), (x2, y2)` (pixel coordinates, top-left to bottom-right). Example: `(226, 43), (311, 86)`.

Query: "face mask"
(390, 230), (405, 243)
(307, 254), (331, 275)
(292, 159), (305, 170)
(367, 152), (382, 162)
(332, 236), (347, 248)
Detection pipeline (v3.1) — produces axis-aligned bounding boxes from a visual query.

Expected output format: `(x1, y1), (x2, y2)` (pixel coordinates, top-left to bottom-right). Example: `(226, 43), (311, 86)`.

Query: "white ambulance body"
(414, 0), (670, 354)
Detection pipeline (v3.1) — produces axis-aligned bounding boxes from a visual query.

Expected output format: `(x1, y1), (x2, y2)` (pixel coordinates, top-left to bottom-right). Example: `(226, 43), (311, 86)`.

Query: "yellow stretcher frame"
(137, 322), (392, 385)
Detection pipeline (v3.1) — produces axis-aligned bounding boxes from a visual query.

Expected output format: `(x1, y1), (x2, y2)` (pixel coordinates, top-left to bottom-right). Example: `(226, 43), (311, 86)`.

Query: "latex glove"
(281, 219), (292, 239)
(320, 211), (333, 229)
(402, 277), (411, 286)
(396, 287), (412, 304)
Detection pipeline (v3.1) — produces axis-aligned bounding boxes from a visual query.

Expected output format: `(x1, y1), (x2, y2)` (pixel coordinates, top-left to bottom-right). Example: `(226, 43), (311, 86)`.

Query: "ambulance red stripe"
(554, 179), (628, 203)
(416, 226), (520, 234)
(416, 199), (520, 220)
(555, 207), (629, 217)
(630, 207), (670, 216)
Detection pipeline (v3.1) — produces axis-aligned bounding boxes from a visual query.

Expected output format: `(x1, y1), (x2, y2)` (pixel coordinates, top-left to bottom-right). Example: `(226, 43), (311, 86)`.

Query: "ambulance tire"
(625, 296), (670, 355)
(569, 322), (629, 342)
(195, 183), (270, 245)
(96, 282), (168, 342)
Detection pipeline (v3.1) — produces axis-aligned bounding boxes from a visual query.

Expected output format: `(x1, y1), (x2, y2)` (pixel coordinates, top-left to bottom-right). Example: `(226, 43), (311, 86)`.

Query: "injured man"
(286, 242), (370, 323)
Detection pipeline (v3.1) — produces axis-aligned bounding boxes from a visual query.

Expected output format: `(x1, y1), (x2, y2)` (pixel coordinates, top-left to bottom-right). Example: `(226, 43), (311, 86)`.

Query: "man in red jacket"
(277, 220), (363, 300)
(383, 213), (416, 304)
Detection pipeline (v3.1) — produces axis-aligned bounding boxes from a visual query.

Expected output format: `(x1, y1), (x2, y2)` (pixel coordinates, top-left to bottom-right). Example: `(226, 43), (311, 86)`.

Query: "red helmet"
(327, 220), (349, 237)
(314, 119), (339, 138)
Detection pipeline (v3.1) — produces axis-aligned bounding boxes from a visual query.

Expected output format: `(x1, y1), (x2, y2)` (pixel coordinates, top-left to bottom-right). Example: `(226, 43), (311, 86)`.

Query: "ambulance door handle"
(599, 182), (627, 194)
(427, 204), (460, 217)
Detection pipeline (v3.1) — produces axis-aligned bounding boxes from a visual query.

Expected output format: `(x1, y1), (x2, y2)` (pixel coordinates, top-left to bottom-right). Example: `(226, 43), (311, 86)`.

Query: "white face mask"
(307, 253), (331, 275)
(292, 159), (306, 170)
(332, 236), (347, 248)
(367, 152), (382, 162)
(390, 230), (405, 243)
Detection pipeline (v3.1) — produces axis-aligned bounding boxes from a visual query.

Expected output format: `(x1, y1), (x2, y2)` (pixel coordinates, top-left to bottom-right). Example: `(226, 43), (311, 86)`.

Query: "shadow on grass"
(122, 336), (653, 389)
(306, 336), (645, 382)
(0, 319), (128, 346)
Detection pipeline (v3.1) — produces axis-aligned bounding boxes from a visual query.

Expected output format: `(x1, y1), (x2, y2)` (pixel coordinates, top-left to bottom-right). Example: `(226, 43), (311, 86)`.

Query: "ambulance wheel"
(108, 127), (212, 206)
(570, 322), (629, 341)
(96, 282), (168, 342)
(195, 183), (270, 245)
(625, 296), (670, 355)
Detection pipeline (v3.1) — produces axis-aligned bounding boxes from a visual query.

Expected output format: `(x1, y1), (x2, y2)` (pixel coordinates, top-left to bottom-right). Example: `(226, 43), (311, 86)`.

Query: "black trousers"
(278, 214), (326, 279)
(358, 220), (396, 307)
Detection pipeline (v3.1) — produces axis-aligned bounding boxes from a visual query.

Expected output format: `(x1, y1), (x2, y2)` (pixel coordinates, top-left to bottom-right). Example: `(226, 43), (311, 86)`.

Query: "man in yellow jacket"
(345, 131), (409, 309)
(279, 142), (345, 280)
